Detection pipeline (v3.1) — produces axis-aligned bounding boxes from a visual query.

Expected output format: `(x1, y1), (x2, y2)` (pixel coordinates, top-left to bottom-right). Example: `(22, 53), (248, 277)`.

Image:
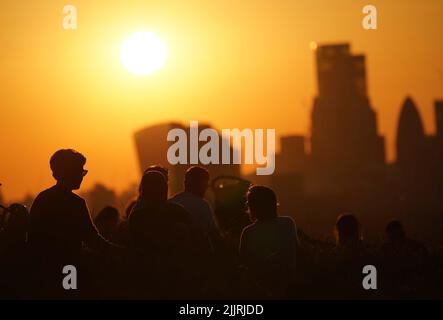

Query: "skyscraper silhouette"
(396, 97), (426, 166)
(394, 98), (443, 194)
(134, 122), (240, 196)
(309, 43), (385, 194)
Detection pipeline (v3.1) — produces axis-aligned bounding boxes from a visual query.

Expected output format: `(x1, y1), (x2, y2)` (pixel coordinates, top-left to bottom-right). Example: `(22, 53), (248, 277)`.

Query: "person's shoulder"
(35, 185), (57, 197)
(34, 186), (84, 202)
(166, 201), (192, 218)
(171, 191), (205, 207)
(170, 193), (181, 204)
(241, 221), (257, 234)
(71, 191), (86, 203)
(167, 200), (185, 210)
(200, 197), (212, 209)
(128, 207), (144, 224)
(170, 191), (185, 201)
(278, 215), (296, 226)
(32, 186), (58, 205)
(277, 216), (297, 234)
(65, 191), (87, 210)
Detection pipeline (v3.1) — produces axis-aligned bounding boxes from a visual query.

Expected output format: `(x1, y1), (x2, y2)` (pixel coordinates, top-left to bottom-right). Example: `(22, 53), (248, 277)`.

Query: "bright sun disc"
(120, 32), (167, 75)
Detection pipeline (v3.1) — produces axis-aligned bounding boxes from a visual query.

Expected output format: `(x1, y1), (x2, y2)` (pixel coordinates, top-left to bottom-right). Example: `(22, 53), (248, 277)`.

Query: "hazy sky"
(1, 0), (442, 201)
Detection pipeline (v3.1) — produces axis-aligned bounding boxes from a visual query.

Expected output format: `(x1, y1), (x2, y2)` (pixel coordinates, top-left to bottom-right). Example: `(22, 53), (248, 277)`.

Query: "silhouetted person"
(171, 166), (220, 255)
(0, 204), (30, 298)
(132, 164), (202, 252)
(30, 149), (111, 253)
(0, 203), (29, 249)
(328, 214), (370, 299)
(28, 149), (111, 298)
(94, 206), (119, 242)
(129, 171), (174, 250)
(170, 166), (227, 297)
(239, 186), (298, 298)
(130, 164), (172, 215)
(335, 214), (363, 251)
(131, 164), (193, 227)
(128, 171), (195, 298)
(381, 220), (429, 298)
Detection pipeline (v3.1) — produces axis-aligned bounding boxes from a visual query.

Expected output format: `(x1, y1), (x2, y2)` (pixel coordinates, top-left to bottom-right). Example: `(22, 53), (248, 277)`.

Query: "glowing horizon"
(1, 0), (442, 201)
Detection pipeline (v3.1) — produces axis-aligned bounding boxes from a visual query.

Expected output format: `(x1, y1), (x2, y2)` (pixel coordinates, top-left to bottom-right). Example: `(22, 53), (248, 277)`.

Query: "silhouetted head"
(95, 206), (119, 238)
(139, 171), (168, 204)
(144, 165), (169, 182)
(184, 166), (210, 198)
(247, 185), (277, 221)
(50, 149), (87, 190)
(386, 220), (406, 242)
(95, 206), (119, 226)
(141, 165), (169, 195)
(335, 214), (360, 247)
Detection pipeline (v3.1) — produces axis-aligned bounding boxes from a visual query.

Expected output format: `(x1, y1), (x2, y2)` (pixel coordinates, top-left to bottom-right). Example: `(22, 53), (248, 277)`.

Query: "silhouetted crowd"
(0, 149), (442, 299)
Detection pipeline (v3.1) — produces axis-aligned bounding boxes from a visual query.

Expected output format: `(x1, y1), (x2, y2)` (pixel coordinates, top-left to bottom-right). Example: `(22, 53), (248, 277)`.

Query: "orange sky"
(1, 0), (442, 201)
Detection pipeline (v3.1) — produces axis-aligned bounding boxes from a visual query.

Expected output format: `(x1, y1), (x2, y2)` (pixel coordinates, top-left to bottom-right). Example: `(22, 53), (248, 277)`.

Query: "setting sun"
(120, 32), (167, 75)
